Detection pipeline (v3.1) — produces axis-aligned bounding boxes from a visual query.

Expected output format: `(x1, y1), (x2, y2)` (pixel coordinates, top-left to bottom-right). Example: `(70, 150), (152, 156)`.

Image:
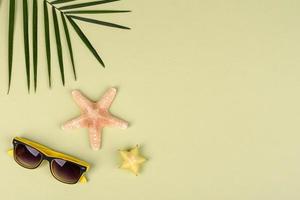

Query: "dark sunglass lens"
(15, 143), (42, 168)
(51, 159), (83, 184)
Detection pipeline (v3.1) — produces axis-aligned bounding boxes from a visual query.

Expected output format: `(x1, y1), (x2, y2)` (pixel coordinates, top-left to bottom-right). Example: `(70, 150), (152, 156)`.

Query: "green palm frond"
(52, 6), (65, 85)
(67, 16), (105, 67)
(44, 0), (52, 87)
(59, 0), (120, 10)
(8, 0), (15, 93)
(64, 10), (130, 14)
(61, 13), (77, 81)
(23, 0), (30, 92)
(69, 15), (130, 29)
(32, 0), (38, 91)
(3, 0), (130, 93)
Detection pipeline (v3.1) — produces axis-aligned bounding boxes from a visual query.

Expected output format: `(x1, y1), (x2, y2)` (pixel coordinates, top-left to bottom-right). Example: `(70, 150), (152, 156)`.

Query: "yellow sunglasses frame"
(8, 137), (90, 184)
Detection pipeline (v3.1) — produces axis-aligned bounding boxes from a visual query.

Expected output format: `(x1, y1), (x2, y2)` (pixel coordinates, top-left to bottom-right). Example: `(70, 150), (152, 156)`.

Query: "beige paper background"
(0, 0), (300, 199)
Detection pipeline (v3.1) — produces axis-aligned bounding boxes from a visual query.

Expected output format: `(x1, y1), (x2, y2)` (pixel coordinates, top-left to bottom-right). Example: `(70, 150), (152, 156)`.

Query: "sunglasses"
(8, 137), (90, 184)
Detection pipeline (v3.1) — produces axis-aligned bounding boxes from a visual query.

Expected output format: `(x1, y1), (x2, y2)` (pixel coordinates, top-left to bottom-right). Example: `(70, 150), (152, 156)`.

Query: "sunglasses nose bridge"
(43, 155), (53, 163)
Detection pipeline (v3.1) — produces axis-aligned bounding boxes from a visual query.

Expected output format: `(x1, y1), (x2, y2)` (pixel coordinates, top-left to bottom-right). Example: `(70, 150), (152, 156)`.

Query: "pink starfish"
(62, 88), (129, 150)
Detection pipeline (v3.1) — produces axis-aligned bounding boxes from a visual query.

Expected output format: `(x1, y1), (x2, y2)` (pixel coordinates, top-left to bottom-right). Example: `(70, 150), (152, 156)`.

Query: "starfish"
(119, 145), (147, 176)
(62, 88), (129, 151)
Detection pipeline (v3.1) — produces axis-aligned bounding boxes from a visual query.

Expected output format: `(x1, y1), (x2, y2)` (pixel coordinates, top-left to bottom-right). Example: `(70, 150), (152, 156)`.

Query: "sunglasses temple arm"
(79, 175), (88, 184)
(7, 149), (14, 157)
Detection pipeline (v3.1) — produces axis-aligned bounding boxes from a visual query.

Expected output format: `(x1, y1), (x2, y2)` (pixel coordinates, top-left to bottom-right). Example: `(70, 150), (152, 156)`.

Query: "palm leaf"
(23, 0), (30, 92)
(60, 0), (120, 10)
(67, 16), (105, 67)
(52, 7), (65, 85)
(70, 15), (130, 29)
(44, 0), (52, 87)
(8, 0), (16, 93)
(4, 0), (130, 92)
(61, 13), (77, 80)
(52, 0), (77, 4)
(32, 0), (38, 91)
(64, 10), (130, 14)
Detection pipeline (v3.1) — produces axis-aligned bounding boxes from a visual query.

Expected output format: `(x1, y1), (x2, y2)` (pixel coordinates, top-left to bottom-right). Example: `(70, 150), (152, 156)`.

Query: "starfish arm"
(119, 150), (130, 160)
(107, 115), (129, 129)
(88, 126), (102, 151)
(120, 162), (131, 169)
(97, 87), (117, 109)
(62, 115), (89, 130)
(130, 164), (140, 175)
(136, 156), (147, 164)
(130, 146), (139, 156)
(72, 90), (94, 112)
